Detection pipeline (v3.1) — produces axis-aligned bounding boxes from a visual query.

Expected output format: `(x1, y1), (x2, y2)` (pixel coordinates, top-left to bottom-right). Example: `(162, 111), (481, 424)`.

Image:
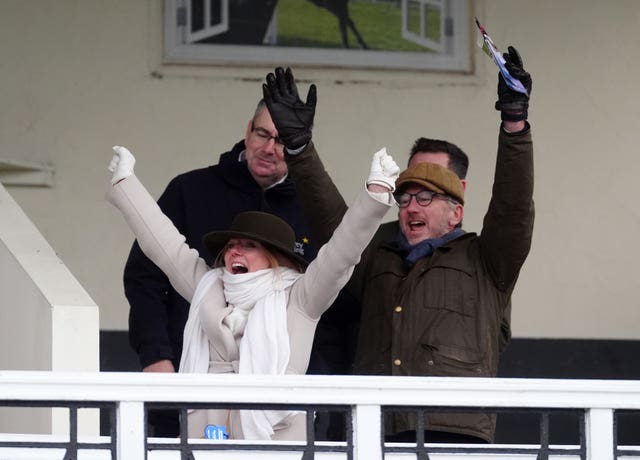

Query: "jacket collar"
(381, 227), (473, 255)
(395, 228), (466, 266)
(217, 140), (295, 196)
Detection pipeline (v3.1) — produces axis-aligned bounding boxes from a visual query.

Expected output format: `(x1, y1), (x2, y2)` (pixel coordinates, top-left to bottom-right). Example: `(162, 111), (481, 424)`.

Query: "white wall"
(1, 0), (639, 340)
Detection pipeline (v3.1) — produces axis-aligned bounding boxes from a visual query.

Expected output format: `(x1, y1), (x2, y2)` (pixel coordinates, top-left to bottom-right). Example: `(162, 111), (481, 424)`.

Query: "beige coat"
(107, 176), (390, 439)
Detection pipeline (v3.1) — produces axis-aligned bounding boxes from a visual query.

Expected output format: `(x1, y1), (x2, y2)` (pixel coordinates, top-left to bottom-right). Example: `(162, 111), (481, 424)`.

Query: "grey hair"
(253, 99), (267, 121)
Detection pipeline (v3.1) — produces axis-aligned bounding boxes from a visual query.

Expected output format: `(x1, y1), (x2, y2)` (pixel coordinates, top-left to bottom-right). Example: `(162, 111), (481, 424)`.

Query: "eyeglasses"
(251, 124), (284, 148)
(393, 189), (445, 208)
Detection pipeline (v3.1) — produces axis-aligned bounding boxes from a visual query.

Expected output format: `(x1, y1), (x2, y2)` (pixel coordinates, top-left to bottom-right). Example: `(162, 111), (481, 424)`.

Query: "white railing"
(1, 371), (640, 460)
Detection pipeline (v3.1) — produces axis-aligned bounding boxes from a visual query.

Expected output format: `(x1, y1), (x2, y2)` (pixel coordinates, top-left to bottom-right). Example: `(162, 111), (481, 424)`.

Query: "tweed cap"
(395, 162), (464, 205)
(203, 211), (308, 269)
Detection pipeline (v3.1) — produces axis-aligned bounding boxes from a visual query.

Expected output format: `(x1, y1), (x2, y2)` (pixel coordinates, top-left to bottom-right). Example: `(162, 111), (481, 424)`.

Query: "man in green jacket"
(263, 46), (534, 443)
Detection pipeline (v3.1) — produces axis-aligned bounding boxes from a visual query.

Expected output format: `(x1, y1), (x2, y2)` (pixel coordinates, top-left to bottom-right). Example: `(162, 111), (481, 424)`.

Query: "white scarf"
(179, 266), (302, 439)
(179, 268), (222, 375)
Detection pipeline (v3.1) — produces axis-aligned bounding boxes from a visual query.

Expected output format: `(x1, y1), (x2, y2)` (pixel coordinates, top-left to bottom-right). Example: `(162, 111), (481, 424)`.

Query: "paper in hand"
(475, 18), (529, 96)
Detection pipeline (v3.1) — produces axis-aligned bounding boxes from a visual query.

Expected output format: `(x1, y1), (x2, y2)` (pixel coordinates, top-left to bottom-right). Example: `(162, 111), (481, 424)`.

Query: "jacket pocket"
(416, 264), (476, 318)
(418, 343), (486, 377)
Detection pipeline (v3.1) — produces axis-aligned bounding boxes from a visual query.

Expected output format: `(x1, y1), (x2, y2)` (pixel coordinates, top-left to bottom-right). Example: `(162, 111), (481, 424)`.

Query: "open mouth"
(231, 262), (248, 274)
(408, 220), (425, 230)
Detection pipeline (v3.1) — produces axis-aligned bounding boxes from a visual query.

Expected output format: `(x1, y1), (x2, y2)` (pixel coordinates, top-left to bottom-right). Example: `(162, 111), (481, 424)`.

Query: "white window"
(164, 0), (471, 71)
(183, 0), (229, 43)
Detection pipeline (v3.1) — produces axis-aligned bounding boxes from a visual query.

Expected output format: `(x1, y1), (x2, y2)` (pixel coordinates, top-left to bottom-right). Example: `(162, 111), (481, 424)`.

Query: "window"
(163, 0), (471, 71)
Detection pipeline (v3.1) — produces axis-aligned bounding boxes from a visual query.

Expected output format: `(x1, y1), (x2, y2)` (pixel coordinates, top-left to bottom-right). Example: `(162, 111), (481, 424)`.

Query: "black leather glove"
(262, 67), (317, 150)
(495, 46), (532, 121)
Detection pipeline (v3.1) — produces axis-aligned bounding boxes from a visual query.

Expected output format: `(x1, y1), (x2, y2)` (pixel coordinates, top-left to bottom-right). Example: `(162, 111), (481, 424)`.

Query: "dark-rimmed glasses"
(393, 189), (445, 208)
(251, 123), (284, 148)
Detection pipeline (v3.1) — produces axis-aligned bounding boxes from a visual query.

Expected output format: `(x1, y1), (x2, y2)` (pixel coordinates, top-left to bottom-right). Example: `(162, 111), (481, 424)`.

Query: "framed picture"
(164, 0), (471, 71)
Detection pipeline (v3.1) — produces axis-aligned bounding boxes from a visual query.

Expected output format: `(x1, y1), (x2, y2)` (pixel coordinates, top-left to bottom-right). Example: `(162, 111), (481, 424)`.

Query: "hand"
(109, 145), (136, 184)
(143, 359), (175, 373)
(495, 46), (532, 121)
(367, 147), (400, 192)
(262, 67), (317, 150)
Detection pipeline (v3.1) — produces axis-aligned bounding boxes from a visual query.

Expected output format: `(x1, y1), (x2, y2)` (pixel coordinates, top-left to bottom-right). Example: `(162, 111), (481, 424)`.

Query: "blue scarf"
(395, 228), (465, 266)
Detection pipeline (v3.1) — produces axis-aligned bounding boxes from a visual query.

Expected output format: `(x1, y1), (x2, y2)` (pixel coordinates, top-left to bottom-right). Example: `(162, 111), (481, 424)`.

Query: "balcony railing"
(1, 371), (640, 459)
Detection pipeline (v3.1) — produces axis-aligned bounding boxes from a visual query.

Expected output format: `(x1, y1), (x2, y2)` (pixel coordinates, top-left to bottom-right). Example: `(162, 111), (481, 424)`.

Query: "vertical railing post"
(353, 404), (382, 460)
(117, 401), (146, 460)
(585, 408), (614, 460)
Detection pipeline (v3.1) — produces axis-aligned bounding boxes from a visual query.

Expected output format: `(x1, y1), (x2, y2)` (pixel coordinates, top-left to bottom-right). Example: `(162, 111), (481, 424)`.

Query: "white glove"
(367, 147), (400, 192)
(109, 145), (136, 185)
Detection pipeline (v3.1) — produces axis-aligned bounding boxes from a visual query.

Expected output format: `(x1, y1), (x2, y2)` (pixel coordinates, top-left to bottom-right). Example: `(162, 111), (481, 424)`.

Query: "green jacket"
(287, 127), (534, 442)
(287, 129), (534, 441)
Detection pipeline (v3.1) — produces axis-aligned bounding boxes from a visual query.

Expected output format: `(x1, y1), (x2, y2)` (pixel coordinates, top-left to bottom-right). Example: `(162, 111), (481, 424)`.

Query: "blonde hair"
(265, 251), (280, 269)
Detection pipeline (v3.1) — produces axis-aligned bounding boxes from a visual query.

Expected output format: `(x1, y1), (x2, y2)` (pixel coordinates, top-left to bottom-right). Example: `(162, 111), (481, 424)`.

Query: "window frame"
(163, 0), (472, 72)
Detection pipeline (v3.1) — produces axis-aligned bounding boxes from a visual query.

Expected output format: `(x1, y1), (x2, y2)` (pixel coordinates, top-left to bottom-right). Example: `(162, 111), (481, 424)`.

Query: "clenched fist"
(367, 147), (400, 192)
(109, 145), (136, 185)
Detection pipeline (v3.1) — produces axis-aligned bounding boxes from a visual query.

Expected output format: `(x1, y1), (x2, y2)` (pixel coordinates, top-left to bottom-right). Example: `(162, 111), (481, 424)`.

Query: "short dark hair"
(409, 138), (469, 179)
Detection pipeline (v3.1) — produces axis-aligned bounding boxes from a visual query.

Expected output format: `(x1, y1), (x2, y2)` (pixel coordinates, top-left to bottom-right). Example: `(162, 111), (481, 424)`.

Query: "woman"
(106, 145), (398, 440)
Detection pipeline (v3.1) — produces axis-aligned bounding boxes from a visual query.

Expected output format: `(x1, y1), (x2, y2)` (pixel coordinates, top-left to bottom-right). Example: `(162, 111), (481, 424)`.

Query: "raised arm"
(481, 45), (535, 291)
(288, 147), (399, 320)
(263, 67), (348, 246)
(107, 146), (209, 302)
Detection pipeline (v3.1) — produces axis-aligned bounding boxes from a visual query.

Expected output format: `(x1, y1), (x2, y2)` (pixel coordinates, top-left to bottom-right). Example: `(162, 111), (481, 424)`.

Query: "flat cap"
(396, 162), (464, 205)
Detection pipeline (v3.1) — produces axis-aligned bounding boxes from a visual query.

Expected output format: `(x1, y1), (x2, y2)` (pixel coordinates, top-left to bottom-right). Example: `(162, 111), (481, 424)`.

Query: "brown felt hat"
(203, 211), (308, 268)
(395, 162), (465, 205)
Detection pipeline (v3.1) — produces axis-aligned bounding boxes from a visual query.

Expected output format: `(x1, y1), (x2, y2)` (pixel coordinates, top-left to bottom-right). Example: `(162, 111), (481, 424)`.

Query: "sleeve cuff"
(139, 344), (175, 369)
(501, 121), (531, 135)
(365, 183), (394, 205)
(284, 143), (308, 156)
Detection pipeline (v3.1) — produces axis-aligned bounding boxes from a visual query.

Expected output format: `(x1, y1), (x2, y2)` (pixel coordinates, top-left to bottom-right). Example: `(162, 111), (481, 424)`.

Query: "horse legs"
(308, 0), (368, 50)
(345, 17), (368, 49)
(338, 20), (350, 48)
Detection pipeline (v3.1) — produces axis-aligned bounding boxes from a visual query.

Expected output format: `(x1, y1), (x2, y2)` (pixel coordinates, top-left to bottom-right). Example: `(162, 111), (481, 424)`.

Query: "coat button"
(394, 306), (402, 313)
(393, 359), (402, 366)
(427, 360), (434, 366)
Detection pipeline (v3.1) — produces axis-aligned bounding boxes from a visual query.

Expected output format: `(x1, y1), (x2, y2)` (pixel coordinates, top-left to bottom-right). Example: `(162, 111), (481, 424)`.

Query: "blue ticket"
(204, 424), (229, 440)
